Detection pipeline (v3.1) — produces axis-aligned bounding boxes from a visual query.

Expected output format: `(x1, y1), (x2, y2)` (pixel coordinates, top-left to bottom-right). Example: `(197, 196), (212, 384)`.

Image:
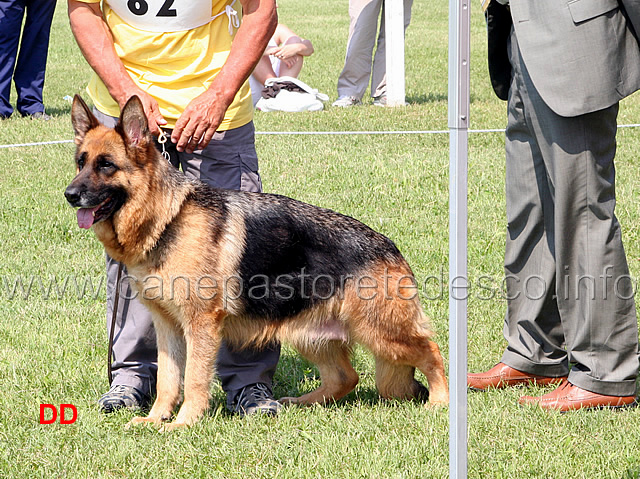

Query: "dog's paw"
(158, 422), (189, 433)
(278, 396), (300, 406)
(426, 393), (449, 408)
(124, 416), (163, 430)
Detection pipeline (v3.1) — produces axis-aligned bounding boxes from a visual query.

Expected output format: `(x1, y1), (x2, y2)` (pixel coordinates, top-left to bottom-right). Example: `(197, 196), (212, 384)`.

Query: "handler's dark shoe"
(519, 380), (638, 411)
(98, 384), (151, 413)
(467, 363), (567, 391)
(231, 383), (282, 417)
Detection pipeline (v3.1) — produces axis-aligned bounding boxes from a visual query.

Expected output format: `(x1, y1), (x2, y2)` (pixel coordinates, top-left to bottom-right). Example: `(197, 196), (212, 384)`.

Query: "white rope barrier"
(0, 139), (74, 149)
(2, 124), (640, 150)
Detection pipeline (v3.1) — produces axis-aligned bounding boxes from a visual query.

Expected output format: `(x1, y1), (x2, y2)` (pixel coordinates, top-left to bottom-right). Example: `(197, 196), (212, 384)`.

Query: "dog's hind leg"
(370, 337), (448, 406)
(126, 316), (185, 429)
(349, 285), (449, 406)
(369, 341), (448, 406)
(342, 262), (449, 406)
(374, 359), (429, 401)
(414, 339), (448, 405)
(280, 341), (359, 406)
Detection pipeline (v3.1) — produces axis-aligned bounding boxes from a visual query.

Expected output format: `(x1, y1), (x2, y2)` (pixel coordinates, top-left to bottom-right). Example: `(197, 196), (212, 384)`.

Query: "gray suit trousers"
(96, 110), (280, 403)
(500, 29), (639, 396)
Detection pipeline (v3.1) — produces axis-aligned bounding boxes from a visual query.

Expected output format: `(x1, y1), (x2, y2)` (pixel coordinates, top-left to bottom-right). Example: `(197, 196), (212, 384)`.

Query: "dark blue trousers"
(0, 0), (56, 118)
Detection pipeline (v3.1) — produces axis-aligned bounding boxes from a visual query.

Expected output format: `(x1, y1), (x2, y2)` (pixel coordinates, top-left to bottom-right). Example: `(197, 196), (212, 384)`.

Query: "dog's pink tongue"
(77, 207), (99, 229)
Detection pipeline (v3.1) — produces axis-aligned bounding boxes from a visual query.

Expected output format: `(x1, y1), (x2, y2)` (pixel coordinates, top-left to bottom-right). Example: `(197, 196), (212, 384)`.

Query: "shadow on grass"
(46, 106), (73, 117)
(406, 92), (448, 104)
(406, 92), (486, 106)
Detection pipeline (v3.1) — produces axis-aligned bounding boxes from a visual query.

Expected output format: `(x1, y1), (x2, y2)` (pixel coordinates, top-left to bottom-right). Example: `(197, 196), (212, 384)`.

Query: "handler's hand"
(172, 91), (225, 153)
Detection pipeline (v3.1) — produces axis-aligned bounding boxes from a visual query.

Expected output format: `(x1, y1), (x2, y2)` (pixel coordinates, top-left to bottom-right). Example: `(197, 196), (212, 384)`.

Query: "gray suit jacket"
(487, 0), (640, 116)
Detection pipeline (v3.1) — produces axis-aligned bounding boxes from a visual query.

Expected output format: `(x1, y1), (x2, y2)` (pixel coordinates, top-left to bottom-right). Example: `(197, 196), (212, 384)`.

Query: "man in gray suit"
(468, 0), (640, 410)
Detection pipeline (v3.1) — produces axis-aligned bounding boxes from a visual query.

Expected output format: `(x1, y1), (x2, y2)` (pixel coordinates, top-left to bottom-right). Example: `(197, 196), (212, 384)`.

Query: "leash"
(158, 130), (171, 161)
(107, 262), (124, 386)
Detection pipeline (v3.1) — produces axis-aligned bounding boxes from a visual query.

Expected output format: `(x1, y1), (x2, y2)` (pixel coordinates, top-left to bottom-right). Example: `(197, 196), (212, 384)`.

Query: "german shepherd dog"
(65, 95), (449, 430)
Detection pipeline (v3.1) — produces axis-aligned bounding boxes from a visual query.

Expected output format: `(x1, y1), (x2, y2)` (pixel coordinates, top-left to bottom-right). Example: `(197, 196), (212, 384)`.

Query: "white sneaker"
(372, 95), (387, 107)
(373, 95), (407, 107)
(332, 96), (361, 107)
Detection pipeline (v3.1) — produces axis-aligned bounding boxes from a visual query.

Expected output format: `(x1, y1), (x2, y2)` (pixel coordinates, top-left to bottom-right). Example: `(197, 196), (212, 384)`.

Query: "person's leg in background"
(14, 0), (56, 117)
(333, 0), (382, 106)
(370, 0), (413, 105)
(0, 0), (25, 119)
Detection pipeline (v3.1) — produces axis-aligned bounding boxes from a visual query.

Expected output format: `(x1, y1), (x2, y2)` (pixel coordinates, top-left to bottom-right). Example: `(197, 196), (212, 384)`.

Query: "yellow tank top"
(79, 0), (253, 130)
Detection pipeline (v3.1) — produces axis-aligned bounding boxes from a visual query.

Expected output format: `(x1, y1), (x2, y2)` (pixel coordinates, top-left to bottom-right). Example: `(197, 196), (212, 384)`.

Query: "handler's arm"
(67, 0), (167, 134)
(171, 0), (277, 153)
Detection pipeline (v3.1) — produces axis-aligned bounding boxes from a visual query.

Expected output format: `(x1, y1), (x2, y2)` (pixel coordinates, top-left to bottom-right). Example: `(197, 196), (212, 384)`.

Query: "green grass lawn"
(1, 2), (639, 478)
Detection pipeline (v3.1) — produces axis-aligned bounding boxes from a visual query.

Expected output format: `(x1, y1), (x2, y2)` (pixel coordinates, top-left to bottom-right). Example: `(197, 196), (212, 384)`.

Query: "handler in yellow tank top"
(76, 0), (252, 130)
(68, 0), (283, 418)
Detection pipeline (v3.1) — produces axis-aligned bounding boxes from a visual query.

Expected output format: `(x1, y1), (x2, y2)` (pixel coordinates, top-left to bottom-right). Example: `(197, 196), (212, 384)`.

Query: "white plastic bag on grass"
(256, 76), (329, 112)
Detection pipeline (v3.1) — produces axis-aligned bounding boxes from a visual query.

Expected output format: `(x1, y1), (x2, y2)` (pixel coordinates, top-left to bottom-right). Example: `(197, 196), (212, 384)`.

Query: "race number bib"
(107, 0), (223, 32)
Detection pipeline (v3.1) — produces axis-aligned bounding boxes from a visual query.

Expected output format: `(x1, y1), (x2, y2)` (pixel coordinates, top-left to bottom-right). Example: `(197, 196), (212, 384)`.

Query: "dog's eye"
(97, 155), (116, 171)
(77, 152), (87, 170)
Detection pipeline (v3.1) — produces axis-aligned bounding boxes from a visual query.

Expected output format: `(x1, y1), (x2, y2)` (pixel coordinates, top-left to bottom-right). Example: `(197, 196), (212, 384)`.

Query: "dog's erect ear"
(71, 95), (100, 145)
(118, 95), (150, 148)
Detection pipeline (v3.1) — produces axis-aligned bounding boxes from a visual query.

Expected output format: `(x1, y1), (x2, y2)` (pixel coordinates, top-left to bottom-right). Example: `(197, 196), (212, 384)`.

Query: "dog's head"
(64, 95), (154, 229)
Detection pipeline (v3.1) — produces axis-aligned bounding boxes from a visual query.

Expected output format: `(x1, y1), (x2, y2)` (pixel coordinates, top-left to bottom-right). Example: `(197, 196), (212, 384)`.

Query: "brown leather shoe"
(519, 380), (638, 411)
(467, 363), (567, 391)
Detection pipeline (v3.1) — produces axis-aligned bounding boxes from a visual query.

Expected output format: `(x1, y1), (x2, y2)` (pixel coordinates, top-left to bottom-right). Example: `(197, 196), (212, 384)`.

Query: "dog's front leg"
(126, 316), (185, 429)
(160, 311), (224, 431)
